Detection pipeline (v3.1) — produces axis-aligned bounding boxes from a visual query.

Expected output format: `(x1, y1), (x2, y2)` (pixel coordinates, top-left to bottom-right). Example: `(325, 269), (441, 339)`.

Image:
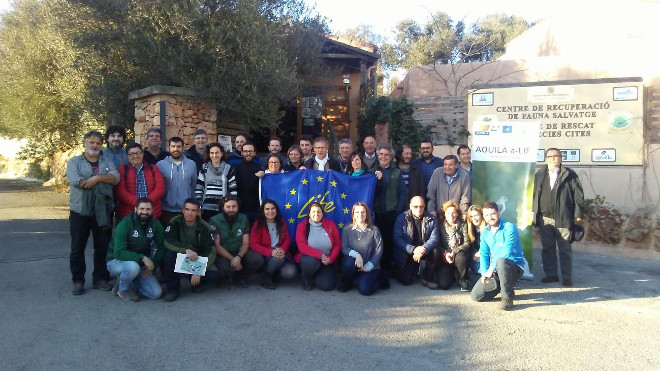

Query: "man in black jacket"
(301, 137), (341, 171)
(234, 142), (263, 222)
(532, 148), (584, 287)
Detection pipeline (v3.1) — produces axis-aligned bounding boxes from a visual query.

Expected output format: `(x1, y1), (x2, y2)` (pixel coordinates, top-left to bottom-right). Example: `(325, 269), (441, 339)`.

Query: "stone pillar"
(128, 85), (217, 148)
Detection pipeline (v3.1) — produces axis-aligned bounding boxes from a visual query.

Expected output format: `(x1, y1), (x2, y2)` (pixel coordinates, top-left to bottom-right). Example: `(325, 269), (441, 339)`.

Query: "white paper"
(174, 253), (208, 276)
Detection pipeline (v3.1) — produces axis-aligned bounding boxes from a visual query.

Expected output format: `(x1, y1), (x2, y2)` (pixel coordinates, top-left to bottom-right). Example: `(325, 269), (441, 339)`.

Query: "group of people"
(67, 125), (584, 310)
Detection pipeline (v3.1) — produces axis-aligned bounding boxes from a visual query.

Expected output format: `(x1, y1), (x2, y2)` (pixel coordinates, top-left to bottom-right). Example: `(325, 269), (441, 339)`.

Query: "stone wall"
(130, 87), (217, 148)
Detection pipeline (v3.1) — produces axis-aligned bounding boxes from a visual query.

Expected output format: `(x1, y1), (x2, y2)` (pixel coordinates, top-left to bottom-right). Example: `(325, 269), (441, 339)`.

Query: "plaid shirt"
(133, 164), (148, 198)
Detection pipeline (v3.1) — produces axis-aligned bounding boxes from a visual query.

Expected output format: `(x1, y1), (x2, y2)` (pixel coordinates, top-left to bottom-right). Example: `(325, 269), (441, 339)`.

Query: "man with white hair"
(66, 130), (119, 295)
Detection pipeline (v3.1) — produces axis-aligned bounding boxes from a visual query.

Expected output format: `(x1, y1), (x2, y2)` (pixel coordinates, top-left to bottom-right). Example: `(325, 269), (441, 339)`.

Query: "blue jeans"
(106, 259), (162, 299)
(471, 258), (523, 301)
(340, 256), (381, 296)
(299, 255), (336, 291)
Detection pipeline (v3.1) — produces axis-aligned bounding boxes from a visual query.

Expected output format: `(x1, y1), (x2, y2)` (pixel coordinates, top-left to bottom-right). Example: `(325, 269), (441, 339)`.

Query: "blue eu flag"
(260, 170), (377, 239)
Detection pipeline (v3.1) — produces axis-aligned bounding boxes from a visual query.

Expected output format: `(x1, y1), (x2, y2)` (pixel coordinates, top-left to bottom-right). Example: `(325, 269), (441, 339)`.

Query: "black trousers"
(69, 211), (111, 284)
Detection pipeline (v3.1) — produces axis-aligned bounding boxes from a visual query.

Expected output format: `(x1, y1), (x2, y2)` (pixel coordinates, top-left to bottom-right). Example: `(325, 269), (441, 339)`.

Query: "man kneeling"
(471, 201), (525, 310)
(162, 198), (219, 301)
(106, 197), (164, 301)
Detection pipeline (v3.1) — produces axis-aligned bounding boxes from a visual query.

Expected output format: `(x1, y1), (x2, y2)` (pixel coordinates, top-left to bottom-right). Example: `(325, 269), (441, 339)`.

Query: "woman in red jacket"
(115, 143), (166, 220)
(295, 202), (341, 291)
(250, 199), (297, 289)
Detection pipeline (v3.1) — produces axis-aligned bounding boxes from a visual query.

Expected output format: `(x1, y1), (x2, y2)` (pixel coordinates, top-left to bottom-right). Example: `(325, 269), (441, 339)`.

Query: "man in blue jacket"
(471, 201), (526, 311)
(156, 137), (198, 227)
(393, 196), (439, 288)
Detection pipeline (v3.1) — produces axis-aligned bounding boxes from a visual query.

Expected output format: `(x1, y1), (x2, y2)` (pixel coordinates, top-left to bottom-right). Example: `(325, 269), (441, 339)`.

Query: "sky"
(306, 0), (579, 40)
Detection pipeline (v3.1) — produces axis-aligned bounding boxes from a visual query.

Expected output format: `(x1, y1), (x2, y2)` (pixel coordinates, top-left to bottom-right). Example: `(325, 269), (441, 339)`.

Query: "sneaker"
(72, 282), (84, 296)
(93, 280), (113, 291)
(111, 281), (119, 296)
(118, 290), (139, 302)
(163, 291), (179, 302)
(499, 297), (513, 311)
(562, 279), (573, 287)
(426, 281), (439, 290)
(260, 274), (276, 290)
(459, 279), (471, 292)
(541, 276), (559, 283)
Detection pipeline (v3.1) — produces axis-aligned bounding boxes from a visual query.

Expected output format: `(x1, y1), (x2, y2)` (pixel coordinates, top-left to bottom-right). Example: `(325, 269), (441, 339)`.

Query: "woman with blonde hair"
(466, 204), (486, 273)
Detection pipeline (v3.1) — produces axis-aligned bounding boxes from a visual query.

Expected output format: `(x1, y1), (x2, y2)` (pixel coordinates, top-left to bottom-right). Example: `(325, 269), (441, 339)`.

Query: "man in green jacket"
(162, 198), (219, 302)
(209, 195), (263, 288)
(106, 197), (164, 302)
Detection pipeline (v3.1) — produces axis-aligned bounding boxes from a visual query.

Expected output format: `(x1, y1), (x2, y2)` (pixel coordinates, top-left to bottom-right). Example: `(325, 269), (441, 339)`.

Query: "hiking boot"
(118, 290), (139, 302)
(191, 285), (204, 293)
(234, 278), (248, 288)
(541, 276), (559, 283)
(260, 274), (276, 290)
(72, 282), (84, 296)
(163, 291), (179, 302)
(499, 297), (513, 311)
(562, 279), (573, 287)
(111, 281), (119, 296)
(459, 279), (471, 292)
(337, 281), (352, 293)
(93, 280), (112, 291)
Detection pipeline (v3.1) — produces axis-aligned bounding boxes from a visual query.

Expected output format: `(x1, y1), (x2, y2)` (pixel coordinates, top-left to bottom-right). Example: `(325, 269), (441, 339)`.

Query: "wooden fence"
(407, 95), (468, 145)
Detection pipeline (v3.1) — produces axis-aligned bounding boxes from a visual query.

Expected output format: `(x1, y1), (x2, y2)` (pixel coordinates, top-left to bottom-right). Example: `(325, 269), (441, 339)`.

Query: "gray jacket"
(156, 155), (198, 212)
(66, 153), (119, 215)
(427, 167), (471, 214)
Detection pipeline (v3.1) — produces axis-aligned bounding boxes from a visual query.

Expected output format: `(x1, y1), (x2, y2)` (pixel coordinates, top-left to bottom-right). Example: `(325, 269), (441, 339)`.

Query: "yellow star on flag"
(316, 176), (323, 182)
(285, 203), (292, 209)
(340, 193), (347, 199)
(301, 179), (308, 185)
(343, 208), (349, 214)
(338, 222), (344, 228)
(330, 181), (337, 187)
(288, 218), (295, 224)
(290, 189), (296, 195)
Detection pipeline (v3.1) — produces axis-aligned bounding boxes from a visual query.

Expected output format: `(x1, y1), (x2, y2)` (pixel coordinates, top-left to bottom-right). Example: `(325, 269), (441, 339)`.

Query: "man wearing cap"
(533, 148), (584, 287)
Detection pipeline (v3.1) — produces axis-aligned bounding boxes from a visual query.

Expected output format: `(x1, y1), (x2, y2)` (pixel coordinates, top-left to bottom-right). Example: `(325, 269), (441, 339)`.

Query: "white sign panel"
(472, 122), (540, 163)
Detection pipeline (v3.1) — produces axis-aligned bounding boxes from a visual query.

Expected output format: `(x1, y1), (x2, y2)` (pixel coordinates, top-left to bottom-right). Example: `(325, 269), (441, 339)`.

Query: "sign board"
(468, 79), (644, 165)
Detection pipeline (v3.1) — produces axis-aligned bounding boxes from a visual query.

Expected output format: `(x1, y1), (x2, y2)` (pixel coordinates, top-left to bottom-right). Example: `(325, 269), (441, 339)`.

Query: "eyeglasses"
(420, 146), (432, 150)
(546, 155), (561, 158)
(242, 150), (254, 153)
(127, 151), (143, 157)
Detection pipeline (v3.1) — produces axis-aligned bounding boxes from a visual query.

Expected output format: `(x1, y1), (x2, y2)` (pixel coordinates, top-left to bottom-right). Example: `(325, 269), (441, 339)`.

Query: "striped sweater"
(194, 161), (237, 211)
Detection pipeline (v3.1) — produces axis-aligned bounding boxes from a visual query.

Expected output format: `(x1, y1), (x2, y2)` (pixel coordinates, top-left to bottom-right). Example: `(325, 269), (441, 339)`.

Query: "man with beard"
(143, 127), (169, 165)
(184, 129), (208, 172)
(427, 155), (471, 216)
(210, 195), (263, 287)
(362, 136), (379, 172)
(396, 144), (426, 204)
(66, 131), (119, 295)
(412, 139), (443, 186)
(156, 137), (198, 227)
(337, 138), (353, 173)
(234, 142), (262, 222)
(227, 134), (247, 166)
(299, 136), (313, 163)
(301, 137), (341, 171)
(102, 125), (129, 170)
(162, 199), (219, 301)
(471, 201), (525, 311)
(106, 198), (165, 301)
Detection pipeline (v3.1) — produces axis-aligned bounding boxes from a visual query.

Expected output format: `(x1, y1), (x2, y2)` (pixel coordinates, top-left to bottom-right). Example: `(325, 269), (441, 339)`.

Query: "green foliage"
(357, 96), (426, 150)
(584, 194), (607, 217)
(381, 12), (529, 69)
(0, 0), (331, 159)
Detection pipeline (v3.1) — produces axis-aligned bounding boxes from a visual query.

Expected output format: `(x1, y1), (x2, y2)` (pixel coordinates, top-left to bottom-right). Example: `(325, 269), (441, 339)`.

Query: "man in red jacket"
(115, 142), (166, 220)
